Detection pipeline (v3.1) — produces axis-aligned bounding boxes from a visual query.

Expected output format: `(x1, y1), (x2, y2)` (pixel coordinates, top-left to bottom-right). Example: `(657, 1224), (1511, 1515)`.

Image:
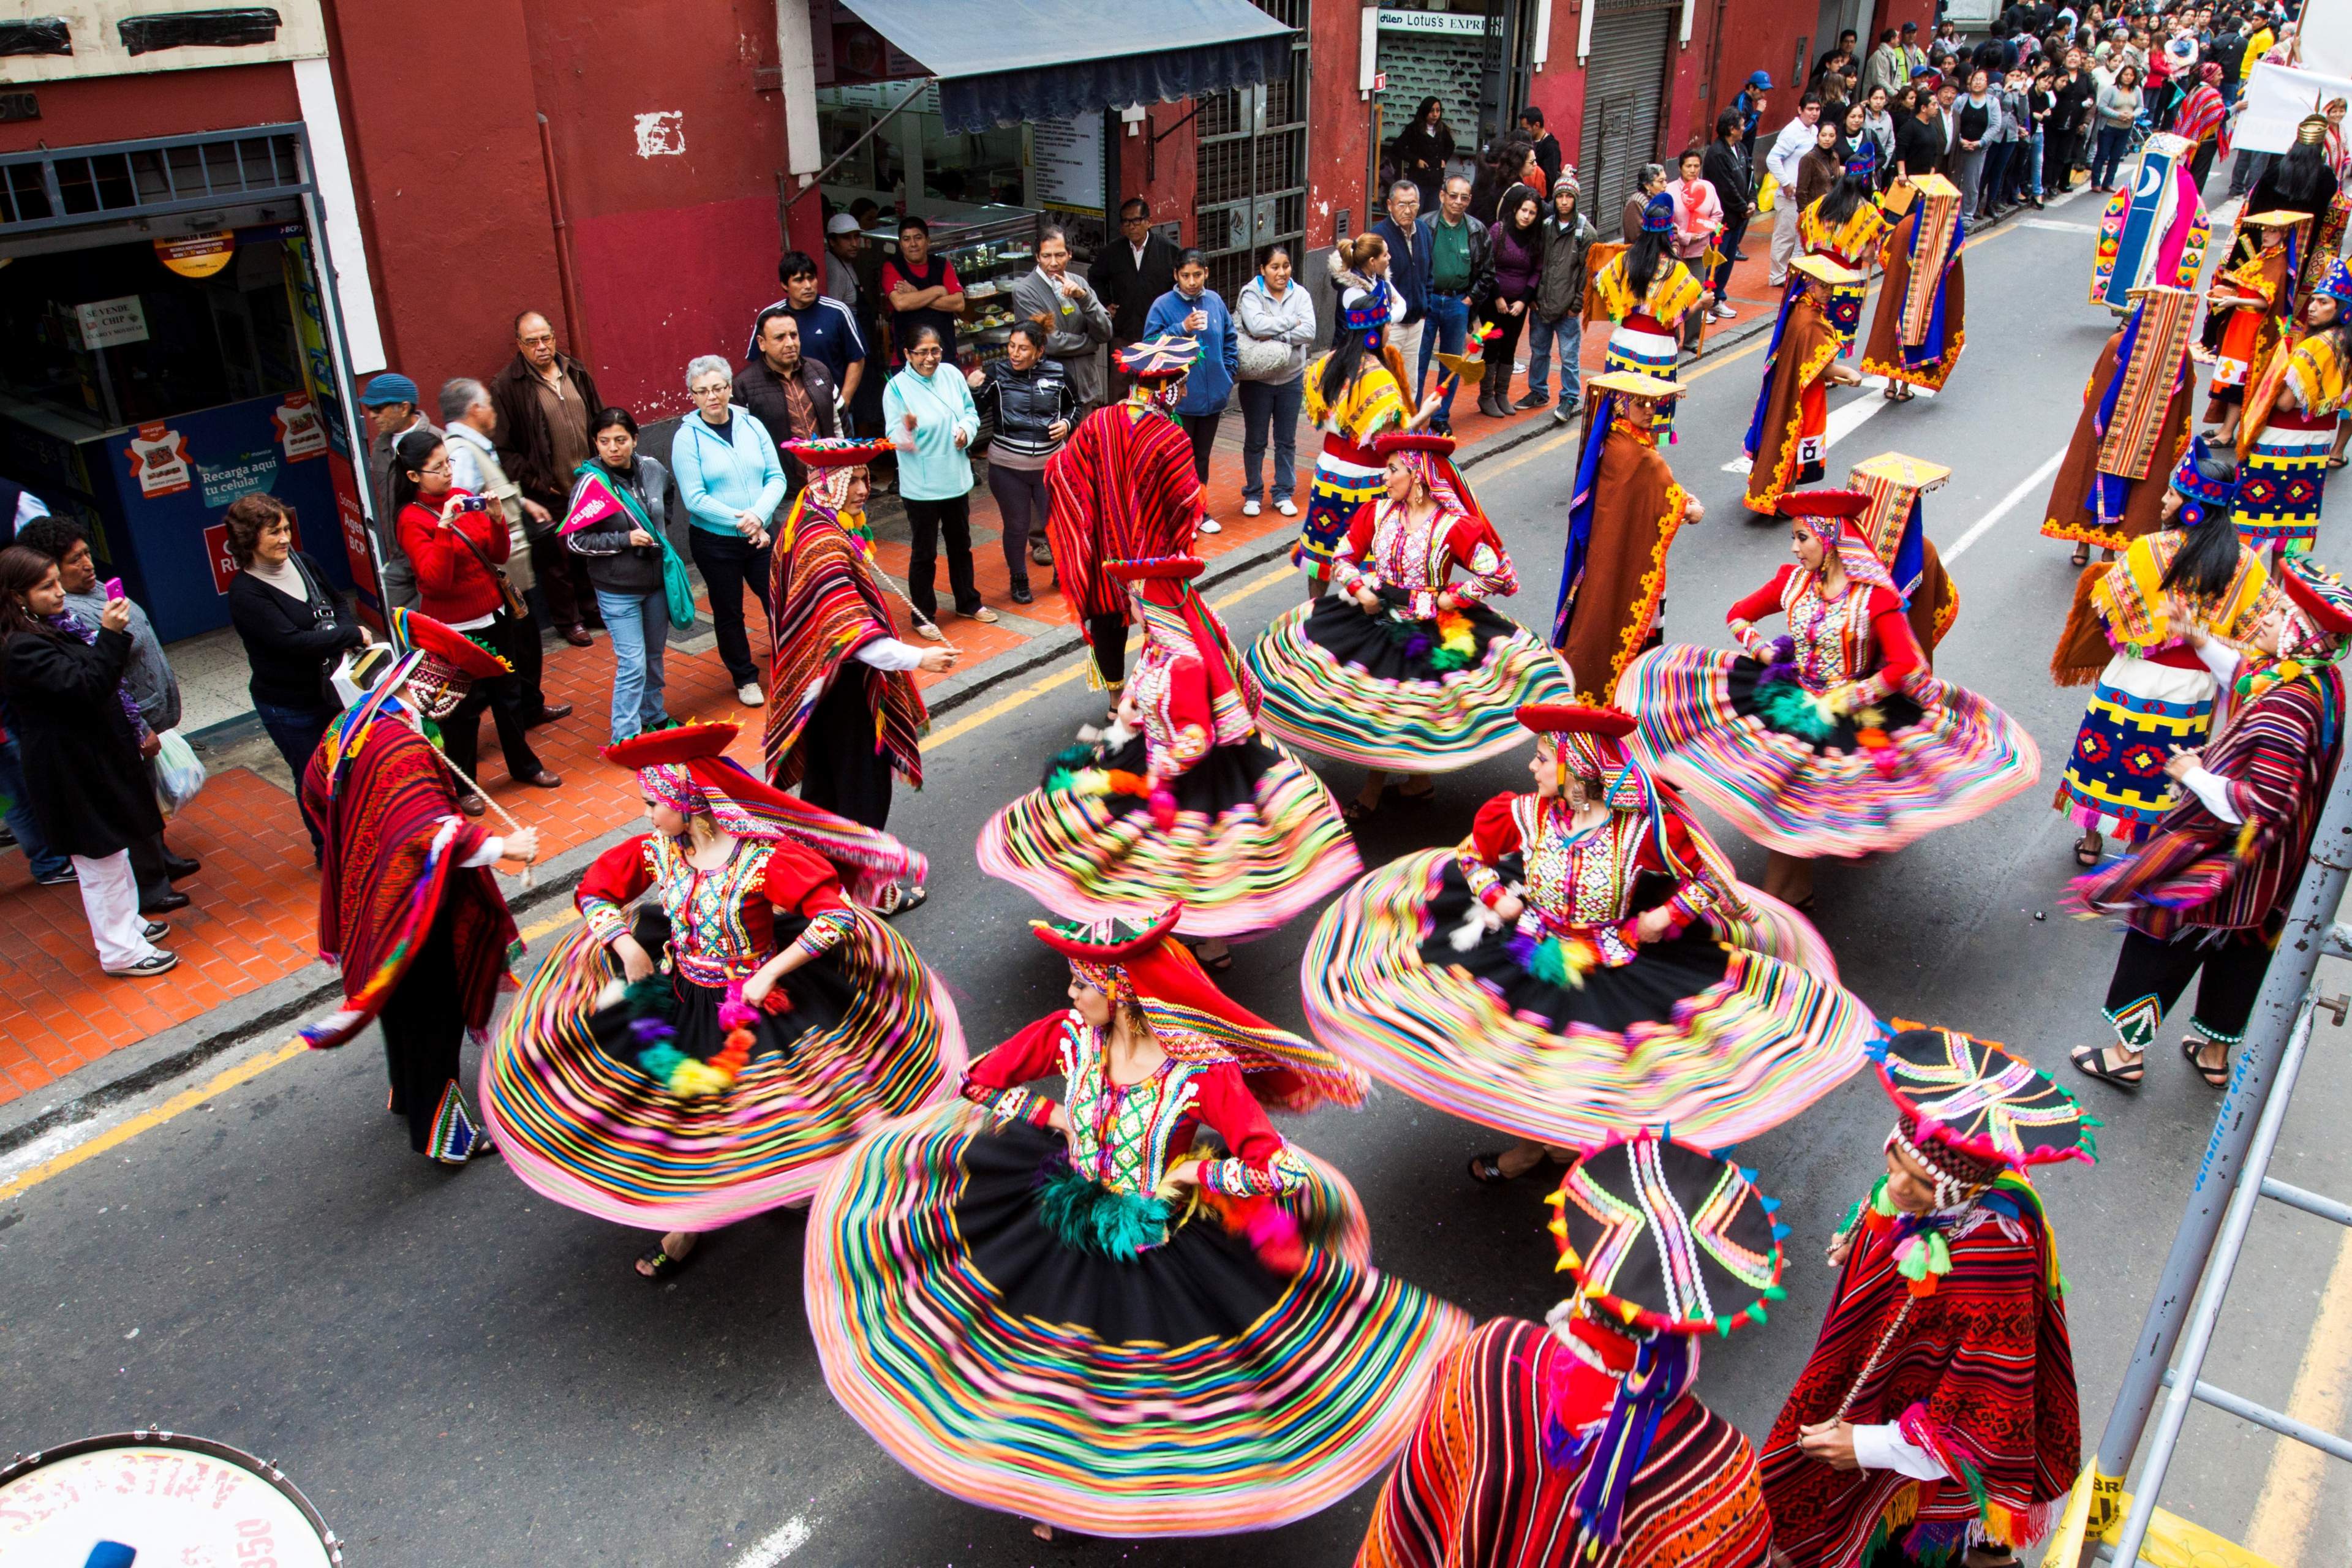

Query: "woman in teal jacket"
(884, 325), (997, 630)
(1142, 250), (1240, 532)
(670, 353), (786, 703)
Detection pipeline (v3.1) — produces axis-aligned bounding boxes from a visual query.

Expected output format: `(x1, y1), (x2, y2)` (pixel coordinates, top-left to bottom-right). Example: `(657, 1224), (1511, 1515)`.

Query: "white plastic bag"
(154, 728), (206, 815)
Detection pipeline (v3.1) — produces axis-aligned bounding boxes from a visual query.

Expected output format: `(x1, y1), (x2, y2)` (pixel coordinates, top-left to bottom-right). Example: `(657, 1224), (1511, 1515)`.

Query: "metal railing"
(2049, 750), (2352, 1567)
(0, 127), (308, 236)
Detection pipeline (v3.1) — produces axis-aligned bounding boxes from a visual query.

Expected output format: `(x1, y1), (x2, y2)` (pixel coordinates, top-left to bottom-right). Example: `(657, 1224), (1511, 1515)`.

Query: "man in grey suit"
(1010, 226), (1114, 410)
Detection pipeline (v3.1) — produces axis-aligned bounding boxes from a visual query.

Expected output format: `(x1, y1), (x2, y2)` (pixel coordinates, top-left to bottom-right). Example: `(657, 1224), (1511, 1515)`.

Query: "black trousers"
(379, 905), (464, 1153)
(903, 494), (979, 621)
(2043, 127), (2077, 192)
(1087, 611), (1129, 689)
(440, 610), (544, 785)
(797, 672), (894, 830)
(522, 503), (594, 630)
(1180, 413), (1220, 484)
(687, 526), (775, 687)
(128, 831), (180, 907)
(2105, 925), (2277, 1050)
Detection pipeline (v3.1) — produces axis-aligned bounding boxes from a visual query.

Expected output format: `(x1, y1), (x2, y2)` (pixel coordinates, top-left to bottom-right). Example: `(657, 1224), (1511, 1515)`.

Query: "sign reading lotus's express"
(1376, 8), (1491, 35)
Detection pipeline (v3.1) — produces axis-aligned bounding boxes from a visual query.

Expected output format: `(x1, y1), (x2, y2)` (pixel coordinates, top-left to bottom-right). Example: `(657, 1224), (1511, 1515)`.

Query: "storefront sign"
(197, 451), (281, 510)
(75, 295), (149, 350)
(124, 423), (190, 497)
(154, 232), (235, 278)
(1376, 8), (1491, 35)
(203, 514), (303, 596)
(1033, 112), (1105, 216)
(274, 393), (328, 461)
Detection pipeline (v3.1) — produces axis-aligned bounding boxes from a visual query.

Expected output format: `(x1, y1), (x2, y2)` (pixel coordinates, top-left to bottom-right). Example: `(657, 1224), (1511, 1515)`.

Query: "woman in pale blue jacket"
(1142, 249), (1240, 531)
(670, 352), (785, 703)
(884, 324), (997, 630)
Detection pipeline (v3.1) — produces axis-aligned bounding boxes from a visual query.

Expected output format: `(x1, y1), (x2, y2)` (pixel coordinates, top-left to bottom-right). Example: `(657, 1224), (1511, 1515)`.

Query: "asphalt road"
(6, 197), (2351, 1568)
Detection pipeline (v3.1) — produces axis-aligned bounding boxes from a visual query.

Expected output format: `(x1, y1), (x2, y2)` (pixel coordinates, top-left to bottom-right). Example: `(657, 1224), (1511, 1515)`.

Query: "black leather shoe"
(162, 851), (201, 881)
(1010, 579), (1034, 605)
(140, 888), (192, 914)
(527, 702), (574, 727)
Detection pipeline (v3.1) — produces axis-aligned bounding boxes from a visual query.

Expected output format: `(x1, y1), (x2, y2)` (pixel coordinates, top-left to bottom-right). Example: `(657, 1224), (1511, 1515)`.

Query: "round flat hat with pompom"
(1550, 1131), (1789, 1338)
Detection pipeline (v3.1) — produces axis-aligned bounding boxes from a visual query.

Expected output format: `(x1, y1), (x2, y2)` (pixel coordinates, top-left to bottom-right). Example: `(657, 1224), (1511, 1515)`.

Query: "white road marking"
(731, 1516), (816, 1568)
(2022, 218), (2098, 233)
(1943, 445), (2070, 562)
(1721, 386), (1890, 473)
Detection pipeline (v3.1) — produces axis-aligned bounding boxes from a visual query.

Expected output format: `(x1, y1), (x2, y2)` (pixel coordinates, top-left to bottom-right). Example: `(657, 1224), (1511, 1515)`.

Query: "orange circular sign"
(155, 231), (236, 278)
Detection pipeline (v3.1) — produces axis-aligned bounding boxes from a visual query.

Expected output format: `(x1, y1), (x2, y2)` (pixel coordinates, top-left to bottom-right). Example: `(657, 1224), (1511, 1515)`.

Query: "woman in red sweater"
(392, 429), (557, 803)
(1615, 488), (2039, 907)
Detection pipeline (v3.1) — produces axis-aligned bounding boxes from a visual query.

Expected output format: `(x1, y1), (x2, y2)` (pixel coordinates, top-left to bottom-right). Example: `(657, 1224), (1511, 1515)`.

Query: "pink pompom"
(1243, 1200), (1306, 1275)
(1148, 786), (1178, 831)
(717, 988), (760, 1032)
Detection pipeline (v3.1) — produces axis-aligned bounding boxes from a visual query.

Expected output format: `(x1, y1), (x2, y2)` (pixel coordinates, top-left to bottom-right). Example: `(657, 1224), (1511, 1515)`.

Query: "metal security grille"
(0, 127), (308, 236)
(1578, 0), (1677, 237)
(1196, 0), (1309, 304)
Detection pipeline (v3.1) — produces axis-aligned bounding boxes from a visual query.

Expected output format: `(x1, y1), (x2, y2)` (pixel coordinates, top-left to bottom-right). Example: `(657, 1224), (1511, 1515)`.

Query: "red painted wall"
(318, 0), (567, 391)
(1301, 2), (1371, 247)
(1528, 6), (1586, 173)
(0, 64), (302, 156)
(519, 0), (790, 418)
(1709, 0), (1823, 141)
(1121, 104), (1200, 240)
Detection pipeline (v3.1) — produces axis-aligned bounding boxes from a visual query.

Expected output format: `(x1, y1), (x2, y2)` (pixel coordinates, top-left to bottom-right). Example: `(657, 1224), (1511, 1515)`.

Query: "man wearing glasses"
(489, 311), (604, 646)
(1091, 198), (1182, 398)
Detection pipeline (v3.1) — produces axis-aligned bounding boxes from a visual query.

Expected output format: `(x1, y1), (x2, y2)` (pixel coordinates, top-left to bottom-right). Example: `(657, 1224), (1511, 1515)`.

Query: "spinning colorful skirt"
(1302, 706), (1875, 1150)
(979, 554), (1360, 938)
(1247, 431), (1571, 770)
(482, 726), (965, 1230)
(1617, 496), (2040, 859)
(805, 910), (1470, 1537)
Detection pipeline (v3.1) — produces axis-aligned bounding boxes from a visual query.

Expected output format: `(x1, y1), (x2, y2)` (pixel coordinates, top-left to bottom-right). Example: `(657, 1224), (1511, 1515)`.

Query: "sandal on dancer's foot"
(1396, 781), (1436, 805)
(2181, 1036), (2231, 1088)
(1343, 795), (1382, 823)
(2070, 1042), (2144, 1088)
(1467, 1152), (1542, 1185)
(2075, 832), (2104, 867)
(875, 881), (928, 918)
(1194, 943), (1235, 973)
(2070, 542), (2090, 567)
(635, 1240), (698, 1281)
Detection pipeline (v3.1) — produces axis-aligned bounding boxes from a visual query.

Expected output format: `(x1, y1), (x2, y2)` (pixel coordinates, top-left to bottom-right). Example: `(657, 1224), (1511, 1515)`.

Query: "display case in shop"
(864, 210), (1039, 369)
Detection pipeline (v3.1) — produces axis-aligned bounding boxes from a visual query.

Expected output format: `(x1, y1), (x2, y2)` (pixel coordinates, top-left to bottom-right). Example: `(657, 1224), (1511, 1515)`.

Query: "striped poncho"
(762, 495), (928, 793)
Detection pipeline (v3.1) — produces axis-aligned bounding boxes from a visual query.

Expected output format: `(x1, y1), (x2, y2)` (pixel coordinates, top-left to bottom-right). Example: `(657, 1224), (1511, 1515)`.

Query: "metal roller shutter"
(1578, 0), (1677, 237)
(1377, 34), (1488, 156)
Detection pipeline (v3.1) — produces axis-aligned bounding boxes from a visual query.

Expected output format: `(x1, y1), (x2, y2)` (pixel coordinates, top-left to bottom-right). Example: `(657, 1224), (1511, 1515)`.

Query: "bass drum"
(0, 1429), (341, 1567)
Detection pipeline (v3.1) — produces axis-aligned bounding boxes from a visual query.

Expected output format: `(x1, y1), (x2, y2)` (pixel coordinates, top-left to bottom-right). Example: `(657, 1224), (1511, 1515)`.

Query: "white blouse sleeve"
(1850, 1423), (1949, 1480)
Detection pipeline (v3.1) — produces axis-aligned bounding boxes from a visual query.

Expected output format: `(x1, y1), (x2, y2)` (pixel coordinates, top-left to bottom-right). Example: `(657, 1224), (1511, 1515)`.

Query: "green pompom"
(1526, 936), (1578, 988)
(1755, 679), (1839, 741)
(1034, 1164), (1170, 1260)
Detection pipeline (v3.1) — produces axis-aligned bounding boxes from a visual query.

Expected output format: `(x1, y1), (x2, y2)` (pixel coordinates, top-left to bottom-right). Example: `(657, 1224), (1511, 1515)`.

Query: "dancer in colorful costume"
(2069, 556), (2350, 1091)
(1552, 372), (1705, 706)
(2050, 437), (2274, 867)
(2231, 258), (2352, 561)
(2038, 284), (2201, 568)
(979, 554), (1359, 959)
(1799, 141), (1895, 272)
(1246, 429), (1570, 818)
(1859, 173), (1967, 401)
(1297, 239), (1435, 596)
(763, 439), (946, 887)
(1762, 1023), (2094, 1568)
(1589, 194), (1712, 435)
(2244, 115), (2343, 301)
(2203, 210), (2308, 445)
(1300, 702), (1871, 1186)
(483, 722), (961, 1278)
(1849, 453), (1961, 666)
(1617, 489), (2040, 908)
(805, 907), (1469, 1540)
(1357, 1132), (1784, 1568)
(2089, 130), (2208, 316)
(1743, 255), (1867, 516)
(1046, 336), (1206, 696)
(301, 613), (536, 1164)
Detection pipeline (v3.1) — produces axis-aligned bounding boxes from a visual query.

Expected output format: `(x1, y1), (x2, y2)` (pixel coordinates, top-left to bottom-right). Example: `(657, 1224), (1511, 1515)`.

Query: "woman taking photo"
(966, 320), (1079, 606)
(223, 492), (364, 854)
(1393, 96), (1455, 213)
(0, 545), (175, 976)
(885, 325), (997, 632)
(392, 428), (559, 802)
(671, 354), (786, 704)
(1475, 184), (1544, 417)
(564, 407), (679, 744)
(1234, 242), (1317, 520)
(1142, 249), (1240, 530)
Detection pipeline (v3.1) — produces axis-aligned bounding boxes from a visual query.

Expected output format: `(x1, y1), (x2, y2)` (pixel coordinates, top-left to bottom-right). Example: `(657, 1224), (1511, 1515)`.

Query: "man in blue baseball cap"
(362, 371), (436, 610)
(1736, 70), (1773, 172)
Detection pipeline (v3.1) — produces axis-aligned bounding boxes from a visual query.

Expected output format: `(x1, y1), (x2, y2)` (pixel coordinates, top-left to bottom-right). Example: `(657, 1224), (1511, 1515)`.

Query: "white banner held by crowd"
(2233, 61), (2352, 154)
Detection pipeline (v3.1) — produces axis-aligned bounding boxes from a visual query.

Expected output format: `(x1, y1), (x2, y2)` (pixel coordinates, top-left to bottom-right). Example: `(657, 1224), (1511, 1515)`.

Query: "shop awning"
(834, 0), (1296, 134)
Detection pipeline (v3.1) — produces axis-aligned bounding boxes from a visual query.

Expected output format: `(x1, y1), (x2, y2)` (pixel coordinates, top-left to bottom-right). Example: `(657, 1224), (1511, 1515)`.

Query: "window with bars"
(1194, 0), (1310, 304)
(0, 130), (307, 236)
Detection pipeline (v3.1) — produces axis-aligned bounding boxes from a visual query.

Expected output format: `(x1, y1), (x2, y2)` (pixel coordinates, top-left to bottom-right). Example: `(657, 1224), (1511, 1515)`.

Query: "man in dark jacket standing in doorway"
(490, 310), (601, 646)
(1091, 197), (1180, 398)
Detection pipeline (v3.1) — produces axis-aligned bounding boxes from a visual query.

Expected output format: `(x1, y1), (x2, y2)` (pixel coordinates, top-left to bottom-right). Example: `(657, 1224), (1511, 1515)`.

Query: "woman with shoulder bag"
(967, 320), (1080, 605)
(565, 406), (682, 744)
(1234, 242), (1317, 519)
(223, 493), (366, 858)
(393, 428), (559, 805)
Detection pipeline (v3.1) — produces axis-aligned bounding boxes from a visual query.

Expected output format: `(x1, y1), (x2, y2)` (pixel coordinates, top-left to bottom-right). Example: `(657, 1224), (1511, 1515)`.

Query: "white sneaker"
(1713, 304), (1738, 321)
(1240, 499), (1261, 517)
(737, 681), (766, 707)
(1197, 518), (1223, 535)
(1276, 499), (1298, 516)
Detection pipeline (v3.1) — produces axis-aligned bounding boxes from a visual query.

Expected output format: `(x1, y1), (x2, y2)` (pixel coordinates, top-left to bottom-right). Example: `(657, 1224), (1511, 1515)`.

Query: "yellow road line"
(2244, 1228), (2352, 1565)
(0, 1037), (309, 1205)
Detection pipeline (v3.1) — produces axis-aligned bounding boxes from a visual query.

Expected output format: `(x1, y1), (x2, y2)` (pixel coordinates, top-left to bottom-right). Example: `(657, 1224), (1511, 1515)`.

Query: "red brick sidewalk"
(0, 252), (1787, 1103)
